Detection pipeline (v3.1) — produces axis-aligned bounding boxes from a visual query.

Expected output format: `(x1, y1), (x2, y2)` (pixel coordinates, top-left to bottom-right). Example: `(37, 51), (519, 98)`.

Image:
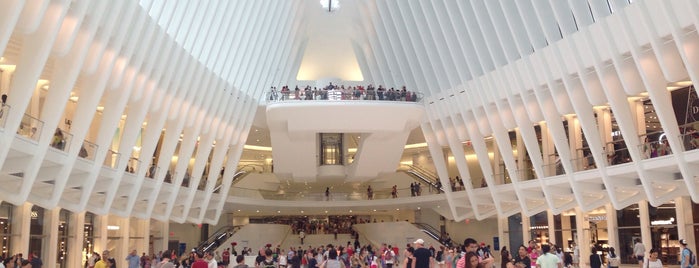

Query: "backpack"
(687, 248), (696, 266)
(263, 260), (276, 268)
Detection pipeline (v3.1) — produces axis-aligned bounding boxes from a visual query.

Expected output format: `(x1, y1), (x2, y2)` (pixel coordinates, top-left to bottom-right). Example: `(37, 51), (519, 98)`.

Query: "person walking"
(680, 239), (694, 268)
(633, 238), (645, 268)
(126, 250), (140, 268)
(412, 239), (433, 268)
(535, 245), (560, 268)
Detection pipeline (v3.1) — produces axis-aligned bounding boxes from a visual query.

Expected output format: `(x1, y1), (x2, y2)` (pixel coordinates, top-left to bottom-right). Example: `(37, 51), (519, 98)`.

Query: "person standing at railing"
(660, 139), (672, 156)
(367, 185), (373, 200)
(642, 137), (652, 159)
(391, 185), (397, 198)
(0, 94), (6, 119)
(326, 187), (331, 201)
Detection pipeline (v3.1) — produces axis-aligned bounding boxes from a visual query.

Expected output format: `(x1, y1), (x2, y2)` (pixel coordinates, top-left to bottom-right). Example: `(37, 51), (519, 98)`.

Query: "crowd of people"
(269, 84), (420, 102)
(0, 252), (42, 268)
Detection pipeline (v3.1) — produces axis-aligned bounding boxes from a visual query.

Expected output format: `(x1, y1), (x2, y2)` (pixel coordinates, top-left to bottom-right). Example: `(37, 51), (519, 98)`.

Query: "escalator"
(399, 165), (444, 193)
(195, 225), (242, 253)
(412, 223), (445, 246)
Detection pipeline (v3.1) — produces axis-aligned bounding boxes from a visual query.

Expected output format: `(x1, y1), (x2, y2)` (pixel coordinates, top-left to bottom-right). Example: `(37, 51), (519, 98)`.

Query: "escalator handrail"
(196, 225), (242, 253)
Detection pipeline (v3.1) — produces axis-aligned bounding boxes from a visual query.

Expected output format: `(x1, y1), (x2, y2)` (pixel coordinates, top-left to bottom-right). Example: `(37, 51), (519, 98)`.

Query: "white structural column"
(547, 210), (556, 246)
(575, 207), (591, 267)
(11, 203), (31, 257)
(498, 216), (509, 252)
(675, 196), (695, 249)
(638, 201), (652, 256)
(521, 213), (531, 244)
(44, 208), (60, 268)
(595, 107), (613, 156)
(117, 216), (129, 263)
(605, 204), (619, 252)
(94, 215), (108, 255)
(67, 212), (86, 268)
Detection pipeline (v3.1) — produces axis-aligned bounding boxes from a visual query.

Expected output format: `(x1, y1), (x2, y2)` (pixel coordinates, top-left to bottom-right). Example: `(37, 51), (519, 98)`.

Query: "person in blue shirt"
(680, 239), (694, 268)
(125, 250), (140, 268)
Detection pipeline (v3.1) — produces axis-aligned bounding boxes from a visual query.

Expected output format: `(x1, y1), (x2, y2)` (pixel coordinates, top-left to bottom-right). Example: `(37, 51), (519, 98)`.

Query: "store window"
(508, 214), (524, 251)
(29, 206), (45, 259)
(83, 212), (96, 262)
(0, 202), (12, 256)
(554, 213), (577, 252)
(649, 203), (679, 265)
(57, 209), (71, 267)
(617, 204), (641, 264)
(530, 211), (550, 246)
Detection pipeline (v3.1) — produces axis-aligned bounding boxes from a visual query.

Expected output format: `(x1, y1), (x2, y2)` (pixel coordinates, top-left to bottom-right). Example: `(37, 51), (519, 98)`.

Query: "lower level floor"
(0, 197), (697, 268)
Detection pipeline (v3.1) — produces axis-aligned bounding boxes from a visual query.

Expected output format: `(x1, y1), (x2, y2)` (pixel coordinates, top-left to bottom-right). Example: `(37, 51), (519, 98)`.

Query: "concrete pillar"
(498, 216), (510, 251)
(576, 207), (591, 267)
(94, 214), (108, 255)
(595, 107), (613, 154)
(605, 204), (619, 252)
(11, 203), (32, 256)
(160, 221), (170, 254)
(522, 213), (531, 244)
(548, 210), (556, 246)
(117, 216), (129, 264)
(639, 201), (652, 254)
(675, 196), (695, 249)
(67, 212), (85, 268)
(43, 208), (60, 268)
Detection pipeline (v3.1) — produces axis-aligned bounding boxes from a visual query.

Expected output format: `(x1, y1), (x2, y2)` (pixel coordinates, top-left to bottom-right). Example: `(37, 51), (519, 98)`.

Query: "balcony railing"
(230, 185), (434, 201)
(49, 128), (73, 152)
(79, 140), (98, 161)
(0, 104), (10, 129)
(103, 150), (120, 169)
(125, 157), (141, 174)
(267, 89), (423, 103)
(17, 113), (43, 141)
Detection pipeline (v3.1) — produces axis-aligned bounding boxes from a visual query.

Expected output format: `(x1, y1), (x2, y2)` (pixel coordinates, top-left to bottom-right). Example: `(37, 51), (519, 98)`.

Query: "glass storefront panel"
(553, 213), (577, 253)
(57, 209), (70, 268)
(649, 203), (679, 265)
(530, 211), (550, 246)
(0, 202), (12, 256)
(509, 214), (524, 251)
(618, 204), (641, 264)
(29, 206), (44, 259)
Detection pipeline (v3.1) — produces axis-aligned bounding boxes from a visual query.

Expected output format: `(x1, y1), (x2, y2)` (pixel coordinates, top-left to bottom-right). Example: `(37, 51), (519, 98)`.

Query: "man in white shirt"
(206, 251), (218, 268)
(633, 238), (645, 268)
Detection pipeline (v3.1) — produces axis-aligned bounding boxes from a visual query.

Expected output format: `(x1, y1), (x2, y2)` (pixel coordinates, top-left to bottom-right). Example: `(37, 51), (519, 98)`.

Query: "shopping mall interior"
(0, 0), (698, 267)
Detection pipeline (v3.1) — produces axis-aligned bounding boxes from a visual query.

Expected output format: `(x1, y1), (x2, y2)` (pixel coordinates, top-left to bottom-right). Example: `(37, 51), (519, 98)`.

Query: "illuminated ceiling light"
(256, 210), (259, 213)
(69, 93), (79, 102)
(107, 225), (120, 230)
(320, 0), (340, 12)
(96, 106), (105, 112)
(41, 84), (49, 91)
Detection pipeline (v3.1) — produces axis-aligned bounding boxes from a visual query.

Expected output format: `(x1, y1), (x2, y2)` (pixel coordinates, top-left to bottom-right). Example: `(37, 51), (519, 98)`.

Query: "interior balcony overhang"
(266, 101), (425, 182)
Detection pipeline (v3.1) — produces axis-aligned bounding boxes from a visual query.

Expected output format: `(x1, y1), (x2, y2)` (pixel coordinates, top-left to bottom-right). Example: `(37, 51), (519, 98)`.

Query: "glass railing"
(0, 104), (10, 129)
(638, 140), (673, 159)
(163, 170), (176, 184)
(516, 169), (538, 181)
(103, 150), (120, 169)
(125, 157), (140, 174)
(570, 154), (597, 172)
(49, 128), (73, 152)
(492, 172), (509, 185)
(146, 165), (160, 179)
(542, 162), (565, 177)
(679, 131), (699, 152)
(267, 89), (423, 103)
(230, 185), (433, 201)
(17, 113), (43, 141)
(79, 140), (98, 161)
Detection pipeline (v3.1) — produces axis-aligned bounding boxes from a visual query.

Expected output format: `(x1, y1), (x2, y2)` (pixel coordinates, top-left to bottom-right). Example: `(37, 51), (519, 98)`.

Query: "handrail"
(196, 225), (242, 253)
(267, 89), (424, 103)
(399, 164), (443, 193)
(212, 169), (255, 193)
(412, 223), (445, 245)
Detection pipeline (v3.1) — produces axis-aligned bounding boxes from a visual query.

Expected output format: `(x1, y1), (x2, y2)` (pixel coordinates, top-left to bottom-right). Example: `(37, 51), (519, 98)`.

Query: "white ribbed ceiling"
(138, 0), (632, 99)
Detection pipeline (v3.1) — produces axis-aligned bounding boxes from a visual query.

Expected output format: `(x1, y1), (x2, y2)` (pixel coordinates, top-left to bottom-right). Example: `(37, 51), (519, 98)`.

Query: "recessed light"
(256, 210), (259, 213)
